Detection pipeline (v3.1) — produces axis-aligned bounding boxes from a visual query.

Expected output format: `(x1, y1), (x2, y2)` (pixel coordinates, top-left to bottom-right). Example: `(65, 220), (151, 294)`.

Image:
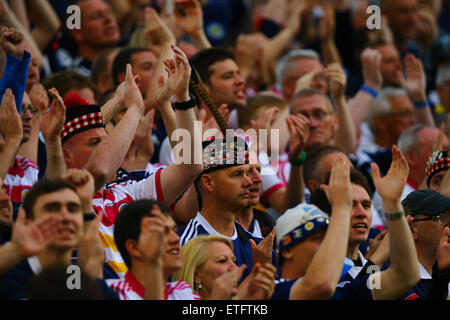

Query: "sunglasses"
(413, 213), (450, 226)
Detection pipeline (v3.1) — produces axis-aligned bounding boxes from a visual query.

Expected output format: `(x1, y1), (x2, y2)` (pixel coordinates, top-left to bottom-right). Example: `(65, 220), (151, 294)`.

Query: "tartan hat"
(194, 135), (250, 211)
(426, 150), (450, 187)
(61, 93), (104, 144)
(201, 136), (250, 174)
(276, 203), (330, 252)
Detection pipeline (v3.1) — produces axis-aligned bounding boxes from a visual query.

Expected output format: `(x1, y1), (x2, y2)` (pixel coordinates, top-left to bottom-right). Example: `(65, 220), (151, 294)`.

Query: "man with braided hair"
(179, 136), (276, 282)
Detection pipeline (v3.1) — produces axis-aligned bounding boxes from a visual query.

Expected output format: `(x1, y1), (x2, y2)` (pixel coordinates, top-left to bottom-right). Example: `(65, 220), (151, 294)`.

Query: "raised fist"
(0, 27), (24, 58)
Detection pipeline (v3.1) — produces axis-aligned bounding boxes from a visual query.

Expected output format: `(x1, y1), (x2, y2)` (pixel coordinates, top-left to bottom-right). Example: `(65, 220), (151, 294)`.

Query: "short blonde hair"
(171, 235), (234, 293)
(238, 92), (287, 128)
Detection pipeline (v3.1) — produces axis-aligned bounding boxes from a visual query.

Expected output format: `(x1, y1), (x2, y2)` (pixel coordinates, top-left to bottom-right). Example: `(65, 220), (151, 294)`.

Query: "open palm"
(40, 88), (65, 141)
(371, 145), (409, 202)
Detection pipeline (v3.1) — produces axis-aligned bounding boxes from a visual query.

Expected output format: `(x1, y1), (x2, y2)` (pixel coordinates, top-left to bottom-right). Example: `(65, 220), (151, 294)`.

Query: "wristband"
(173, 93), (198, 110)
(385, 211), (404, 221)
(83, 212), (97, 221)
(413, 100), (428, 109)
(361, 85), (378, 98)
(289, 151), (306, 166)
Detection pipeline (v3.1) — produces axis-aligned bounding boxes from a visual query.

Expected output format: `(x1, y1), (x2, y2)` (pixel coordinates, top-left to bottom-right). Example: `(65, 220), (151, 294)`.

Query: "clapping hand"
(400, 54), (427, 103)
(40, 88), (65, 143)
(286, 113), (310, 159)
(163, 45), (191, 102)
(10, 207), (60, 259)
(371, 145), (409, 211)
(0, 89), (22, 143)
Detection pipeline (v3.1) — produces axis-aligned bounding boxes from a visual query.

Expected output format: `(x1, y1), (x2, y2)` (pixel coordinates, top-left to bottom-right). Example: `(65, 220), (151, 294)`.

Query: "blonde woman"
(172, 235), (276, 300)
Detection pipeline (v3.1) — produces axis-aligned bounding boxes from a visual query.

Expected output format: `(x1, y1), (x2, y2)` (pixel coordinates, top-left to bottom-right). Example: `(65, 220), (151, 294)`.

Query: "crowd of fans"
(0, 0), (449, 301)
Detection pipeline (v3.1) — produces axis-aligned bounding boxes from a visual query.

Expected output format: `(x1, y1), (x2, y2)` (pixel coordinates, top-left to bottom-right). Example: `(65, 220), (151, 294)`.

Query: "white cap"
(276, 203), (329, 251)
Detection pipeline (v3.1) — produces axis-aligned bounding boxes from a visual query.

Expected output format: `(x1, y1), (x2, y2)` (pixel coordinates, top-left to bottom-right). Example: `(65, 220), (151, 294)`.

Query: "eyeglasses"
(21, 104), (39, 117)
(413, 213), (450, 226)
(298, 110), (332, 121)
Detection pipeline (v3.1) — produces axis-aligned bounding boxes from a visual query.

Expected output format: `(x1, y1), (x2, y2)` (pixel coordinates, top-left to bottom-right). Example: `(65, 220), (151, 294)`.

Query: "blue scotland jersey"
(332, 274), (374, 300)
(271, 278), (299, 300)
(179, 212), (268, 281)
(271, 275), (374, 300)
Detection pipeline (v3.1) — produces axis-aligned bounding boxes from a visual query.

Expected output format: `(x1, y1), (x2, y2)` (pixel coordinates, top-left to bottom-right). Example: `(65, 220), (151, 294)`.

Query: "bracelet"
(173, 93), (198, 110)
(83, 212), (97, 221)
(385, 211), (404, 221)
(360, 85), (378, 98)
(289, 151), (306, 166)
(413, 100), (428, 109)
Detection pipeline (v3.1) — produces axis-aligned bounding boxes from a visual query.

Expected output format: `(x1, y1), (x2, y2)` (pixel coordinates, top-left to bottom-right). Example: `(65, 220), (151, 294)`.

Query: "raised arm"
(291, 159), (352, 299)
(319, 4), (342, 66)
(265, 113), (310, 213)
(400, 54), (435, 127)
(348, 48), (383, 132)
(26, 0), (61, 51)
(262, 2), (304, 71)
(9, 0), (28, 30)
(0, 89), (22, 179)
(0, 26), (29, 110)
(107, 0), (132, 26)
(122, 109), (155, 172)
(284, 113), (309, 207)
(370, 145), (420, 300)
(327, 63), (357, 154)
(173, 0), (211, 50)
(40, 87), (67, 179)
(99, 73), (140, 125)
(233, 34), (261, 85)
(159, 45), (203, 205)
(143, 7), (176, 112)
(0, 1), (43, 67)
(84, 64), (144, 192)
(154, 74), (176, 150)
(64, 169), (104, 280)
(138, 205), (168, 300)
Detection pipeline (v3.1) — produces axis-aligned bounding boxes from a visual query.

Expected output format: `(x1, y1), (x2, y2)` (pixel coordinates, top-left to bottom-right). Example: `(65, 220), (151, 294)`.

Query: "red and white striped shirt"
(93, 169), (164, 278)
(258, 153), (286, 207)
(275, 152), (290, 186)
(4, 156), (39, 205)
(106, 271), (201, 300)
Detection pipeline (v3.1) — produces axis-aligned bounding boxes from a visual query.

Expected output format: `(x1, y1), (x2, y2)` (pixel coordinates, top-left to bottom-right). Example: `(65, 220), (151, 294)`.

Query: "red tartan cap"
(61, 92), (104, 144)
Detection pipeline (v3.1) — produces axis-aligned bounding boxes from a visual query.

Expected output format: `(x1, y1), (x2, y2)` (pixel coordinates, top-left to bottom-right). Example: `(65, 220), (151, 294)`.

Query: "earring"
(195, 282), (203, 290)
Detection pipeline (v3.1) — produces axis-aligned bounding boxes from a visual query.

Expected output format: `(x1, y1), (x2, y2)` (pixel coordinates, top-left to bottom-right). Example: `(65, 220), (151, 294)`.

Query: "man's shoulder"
(235, 220), (262, 243)
(178, 215), (209, 246)
(332, 273), (374, 300)
(6, 156), (39, 177)
(271, 278), (299, 300)
(0, 259), (33, 299)
(399, 279), (432, 300)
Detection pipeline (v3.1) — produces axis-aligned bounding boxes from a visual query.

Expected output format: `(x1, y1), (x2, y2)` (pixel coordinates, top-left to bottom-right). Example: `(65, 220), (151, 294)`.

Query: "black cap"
(402, 189), (450, 217)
